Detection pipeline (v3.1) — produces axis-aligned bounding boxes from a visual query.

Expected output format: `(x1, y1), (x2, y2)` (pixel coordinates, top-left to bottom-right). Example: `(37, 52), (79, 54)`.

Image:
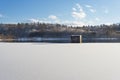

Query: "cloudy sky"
(0, 0), (120, 26)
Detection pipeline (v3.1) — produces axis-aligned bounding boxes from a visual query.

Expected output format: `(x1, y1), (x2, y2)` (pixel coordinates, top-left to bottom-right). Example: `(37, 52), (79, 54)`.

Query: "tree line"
(0, 22), (120, 39)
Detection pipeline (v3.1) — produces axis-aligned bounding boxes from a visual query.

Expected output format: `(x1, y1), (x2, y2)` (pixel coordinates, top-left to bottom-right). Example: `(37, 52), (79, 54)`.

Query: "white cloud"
(28, 18), (53, 23)
(85, 5), (96, 13)
(95, 17), (100, 21)
(71, 21), (85, 27)
(76, 3), (81, 9)
(48, 15), (60, 23)
(85, 5), (92, 8)
(48, 15), (58, 20)
(26, 3), (101, 27)
(28, 15), (60, 24)
(72, 8), (77, 11)
(72, 3), (86, 19)
(72, 12), (86, 19)
(105, 22), (112, 25)
(28, 19), (40, 23)
(89, 9), (96, 13)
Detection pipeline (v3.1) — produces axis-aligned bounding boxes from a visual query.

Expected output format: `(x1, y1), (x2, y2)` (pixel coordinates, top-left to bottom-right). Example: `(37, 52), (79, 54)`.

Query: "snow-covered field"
(0, 43), (120, 80)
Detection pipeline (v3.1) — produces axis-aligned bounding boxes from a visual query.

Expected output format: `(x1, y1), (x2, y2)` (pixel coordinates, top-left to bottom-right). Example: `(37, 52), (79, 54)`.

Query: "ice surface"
(0, 43), (120, 80)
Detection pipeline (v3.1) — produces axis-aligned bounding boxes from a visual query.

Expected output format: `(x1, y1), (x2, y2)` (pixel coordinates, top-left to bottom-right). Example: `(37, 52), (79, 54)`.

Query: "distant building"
(71, 35), (82, 43)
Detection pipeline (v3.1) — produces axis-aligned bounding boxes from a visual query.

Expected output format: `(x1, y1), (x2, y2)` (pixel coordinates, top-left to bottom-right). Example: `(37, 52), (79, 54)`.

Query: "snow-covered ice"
(0, 43), (120, 80)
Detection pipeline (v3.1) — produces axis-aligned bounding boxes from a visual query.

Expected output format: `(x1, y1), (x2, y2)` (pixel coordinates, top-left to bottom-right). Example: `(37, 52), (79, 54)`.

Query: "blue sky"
(0, 0), (120, 26)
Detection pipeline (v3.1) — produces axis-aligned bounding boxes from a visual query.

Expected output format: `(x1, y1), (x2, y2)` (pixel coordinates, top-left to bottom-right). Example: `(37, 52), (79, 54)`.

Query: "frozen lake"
(5, 37), (120, 43)
(0, 43), (120, 80)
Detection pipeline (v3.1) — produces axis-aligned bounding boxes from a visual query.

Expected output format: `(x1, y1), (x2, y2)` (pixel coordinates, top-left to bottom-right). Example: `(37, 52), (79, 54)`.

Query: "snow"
(0, 43), (120, 80)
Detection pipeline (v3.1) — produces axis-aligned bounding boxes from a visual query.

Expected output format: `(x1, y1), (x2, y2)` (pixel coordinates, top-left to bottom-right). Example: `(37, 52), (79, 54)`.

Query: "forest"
(0, 23), (120, 40)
